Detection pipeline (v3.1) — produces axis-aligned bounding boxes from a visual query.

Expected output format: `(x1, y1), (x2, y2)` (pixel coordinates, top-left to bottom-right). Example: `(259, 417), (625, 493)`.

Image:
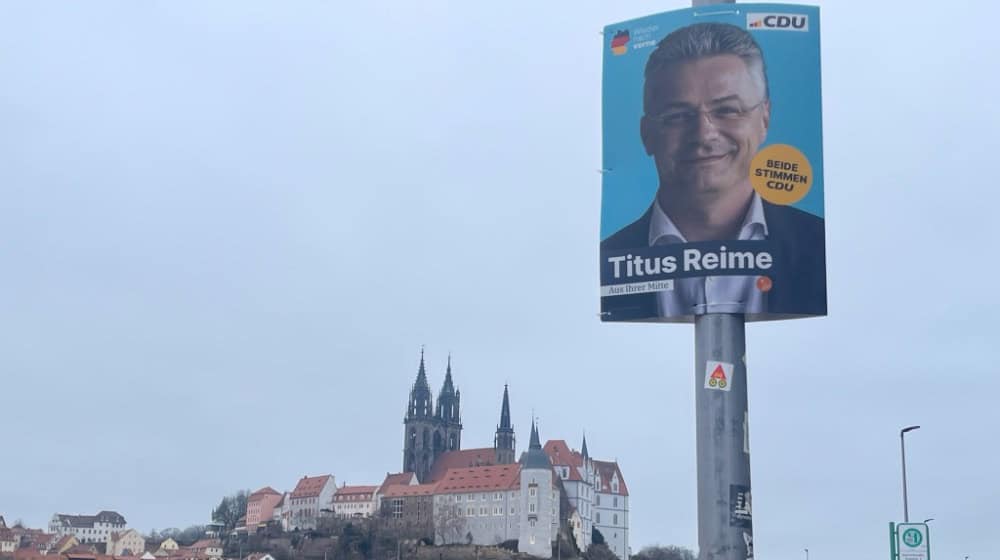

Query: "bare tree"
(632, 545), (697, 560)
(432, 501), (464, 545)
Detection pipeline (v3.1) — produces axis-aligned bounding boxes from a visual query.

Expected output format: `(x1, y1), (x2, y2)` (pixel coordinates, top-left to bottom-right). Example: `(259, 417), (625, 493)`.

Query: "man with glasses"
(601, 22), (825, 321)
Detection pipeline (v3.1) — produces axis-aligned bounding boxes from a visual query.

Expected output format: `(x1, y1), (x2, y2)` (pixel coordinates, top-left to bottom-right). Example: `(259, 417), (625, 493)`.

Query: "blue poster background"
(600, 4), (823, 240)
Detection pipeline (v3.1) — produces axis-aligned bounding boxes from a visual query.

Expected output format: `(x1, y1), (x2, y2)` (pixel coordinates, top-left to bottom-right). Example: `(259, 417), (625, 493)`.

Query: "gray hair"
(644, 22), (769, 109)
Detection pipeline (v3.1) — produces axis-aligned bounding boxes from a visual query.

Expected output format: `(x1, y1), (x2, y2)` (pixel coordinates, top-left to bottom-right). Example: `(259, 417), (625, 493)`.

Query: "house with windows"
(377, 482), (437, 540)
(0, 527), (17, 554)
(592, 460), (629, 560)
(107, 529), (145, 556)
(288, 475), (336, 530)
(48, 511), (127, 544)
(332, 485), (378, 518)
(544, 438), (630, 560)
(245, 487), (283, 532)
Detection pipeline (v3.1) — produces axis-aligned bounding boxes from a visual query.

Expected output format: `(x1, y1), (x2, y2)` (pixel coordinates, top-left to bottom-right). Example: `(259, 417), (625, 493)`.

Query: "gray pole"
(900, 425), (920, 522)
(689, 0), (745, 556)
(695, 313), (751, 560)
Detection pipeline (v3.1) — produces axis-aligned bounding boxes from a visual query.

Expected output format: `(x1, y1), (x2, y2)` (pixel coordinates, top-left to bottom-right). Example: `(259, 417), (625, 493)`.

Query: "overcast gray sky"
(2, 1), (998, 558)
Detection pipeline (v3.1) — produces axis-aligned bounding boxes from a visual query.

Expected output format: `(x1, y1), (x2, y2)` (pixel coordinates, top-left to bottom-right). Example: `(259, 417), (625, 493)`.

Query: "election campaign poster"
(600, 4), (826, 323)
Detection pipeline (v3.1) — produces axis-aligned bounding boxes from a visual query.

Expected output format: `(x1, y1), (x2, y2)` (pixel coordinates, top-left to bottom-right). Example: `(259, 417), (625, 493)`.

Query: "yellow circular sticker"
(750, 144), (813, 206)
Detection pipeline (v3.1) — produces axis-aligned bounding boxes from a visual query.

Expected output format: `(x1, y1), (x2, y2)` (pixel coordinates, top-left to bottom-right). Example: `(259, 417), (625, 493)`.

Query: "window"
(596, 513), (601, 524)
(391, 499), (403, 519)
(595, 495), (601, 506)
(529, 503), (535, 513)
(613, 496), (618, 507)
(482, 493), (487, 501)
(529, 487), (537, 497)
(613, 514), (618, 525)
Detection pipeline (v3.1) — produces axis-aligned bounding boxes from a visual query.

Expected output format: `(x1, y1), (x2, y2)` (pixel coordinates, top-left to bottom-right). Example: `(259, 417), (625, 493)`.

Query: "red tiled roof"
(290, 475), (333, 498)
(189, 540), (221, 550)
(378, 473), (417, 494)
(543, 440), (584, 468)
(426, 448), (497, 482)
(14, 549), (49, 560)
(593, 460), (629, 496)
(334, 485), (377, 498)
(434, 464), (521, 493)
(248, 487), (281, 501)
(0, 528), (15, 541)
(381, 483), (438, 497)
(54, 535), (78, 551)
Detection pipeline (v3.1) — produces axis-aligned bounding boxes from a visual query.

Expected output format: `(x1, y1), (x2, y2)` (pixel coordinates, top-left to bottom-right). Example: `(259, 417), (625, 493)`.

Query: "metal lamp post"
(804, 548), (809, 560)
(900, 425), (920, 522)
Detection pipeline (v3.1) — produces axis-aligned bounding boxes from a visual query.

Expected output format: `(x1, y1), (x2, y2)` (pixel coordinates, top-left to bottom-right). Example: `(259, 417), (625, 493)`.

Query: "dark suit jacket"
(600, 201), (827, 322)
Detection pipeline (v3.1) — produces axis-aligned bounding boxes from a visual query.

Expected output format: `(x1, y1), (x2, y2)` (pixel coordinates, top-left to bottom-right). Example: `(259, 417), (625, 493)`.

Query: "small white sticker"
(704, 361), (734, 392)
(743, 411), (750, 454)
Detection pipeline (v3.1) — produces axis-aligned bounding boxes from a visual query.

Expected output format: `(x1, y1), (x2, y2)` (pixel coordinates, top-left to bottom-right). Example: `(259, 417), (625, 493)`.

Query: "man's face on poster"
(641, 54), (770, 201)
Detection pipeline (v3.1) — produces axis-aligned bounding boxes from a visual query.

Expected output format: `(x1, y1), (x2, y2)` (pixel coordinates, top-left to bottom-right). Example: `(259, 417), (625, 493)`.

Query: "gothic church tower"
(403, 350), (436, 482)
(494, 384), (516, 464)
(403, 350), (463, 482)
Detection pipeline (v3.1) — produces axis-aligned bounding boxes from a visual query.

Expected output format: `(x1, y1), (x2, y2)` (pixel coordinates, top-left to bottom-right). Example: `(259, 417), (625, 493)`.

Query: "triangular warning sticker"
(704, 361), (734, 392)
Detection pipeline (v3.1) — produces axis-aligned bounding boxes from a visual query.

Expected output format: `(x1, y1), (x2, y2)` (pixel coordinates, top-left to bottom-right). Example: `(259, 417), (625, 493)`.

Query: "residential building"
(332, 485), (378, 518)
(14, 530), (56, 553)
(187, 539), (223, 559)
(49, 512), (126, 544)
(50, 535), (79, 555)
(543, 438), (595, 551)
(271, 493), (291, 532)
(288, 475), (336, 530)
(373, 472), (417, 515)
(155, 537), (179, 556)
(377, 482), (437, 541)
(593, 460), (630, 560)
(245, 487), (282, 531)
(107, 529), (145, 556)
(0, 528), (17, 553)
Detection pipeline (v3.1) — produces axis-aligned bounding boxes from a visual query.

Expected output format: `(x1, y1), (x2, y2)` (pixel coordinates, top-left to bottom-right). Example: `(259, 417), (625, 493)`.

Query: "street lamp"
(900, 425), (920, 522)
(804, 548), (809, 560)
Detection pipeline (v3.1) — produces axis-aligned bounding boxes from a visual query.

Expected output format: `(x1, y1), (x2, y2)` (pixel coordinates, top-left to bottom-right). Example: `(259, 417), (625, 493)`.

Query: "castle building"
(395, 351), (629, 560)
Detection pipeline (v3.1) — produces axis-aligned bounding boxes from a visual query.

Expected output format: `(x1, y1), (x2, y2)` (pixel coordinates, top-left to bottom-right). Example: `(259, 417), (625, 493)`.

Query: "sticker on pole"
(704, 361), (734, 392)
(729, 484), (752, 528)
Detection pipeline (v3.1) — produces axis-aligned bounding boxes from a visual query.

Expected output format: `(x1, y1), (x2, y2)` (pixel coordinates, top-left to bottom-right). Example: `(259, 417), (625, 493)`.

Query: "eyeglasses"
(648, 100), (766, 130)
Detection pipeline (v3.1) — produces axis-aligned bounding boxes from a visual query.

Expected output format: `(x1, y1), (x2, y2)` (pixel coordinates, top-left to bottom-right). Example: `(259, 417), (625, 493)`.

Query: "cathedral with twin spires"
(402, 350), (515, 483)
(397, 350), (630, 560)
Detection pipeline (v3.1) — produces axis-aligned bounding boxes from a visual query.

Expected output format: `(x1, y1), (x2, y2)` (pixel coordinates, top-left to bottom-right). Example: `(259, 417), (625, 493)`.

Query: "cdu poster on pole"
(599, 4), (826, 323)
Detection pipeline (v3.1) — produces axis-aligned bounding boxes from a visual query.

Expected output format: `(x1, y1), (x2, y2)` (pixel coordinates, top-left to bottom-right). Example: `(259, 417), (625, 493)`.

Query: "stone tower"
(518, 420), (556, 559)
(494, 384), (516, 464)
(434, 355), (462, 453)
(403, 350), (437, 482)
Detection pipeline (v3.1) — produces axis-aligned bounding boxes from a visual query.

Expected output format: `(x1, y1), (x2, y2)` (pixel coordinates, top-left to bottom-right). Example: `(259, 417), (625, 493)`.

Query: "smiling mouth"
(680, 153), (730, 165)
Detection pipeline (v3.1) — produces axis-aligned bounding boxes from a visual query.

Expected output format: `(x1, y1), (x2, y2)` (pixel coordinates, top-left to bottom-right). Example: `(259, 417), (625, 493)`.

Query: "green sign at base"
(890, 522), (930, 560)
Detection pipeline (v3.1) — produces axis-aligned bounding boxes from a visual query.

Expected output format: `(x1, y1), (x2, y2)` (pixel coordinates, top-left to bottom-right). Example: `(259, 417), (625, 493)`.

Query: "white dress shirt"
(649, 193), (769, 316)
